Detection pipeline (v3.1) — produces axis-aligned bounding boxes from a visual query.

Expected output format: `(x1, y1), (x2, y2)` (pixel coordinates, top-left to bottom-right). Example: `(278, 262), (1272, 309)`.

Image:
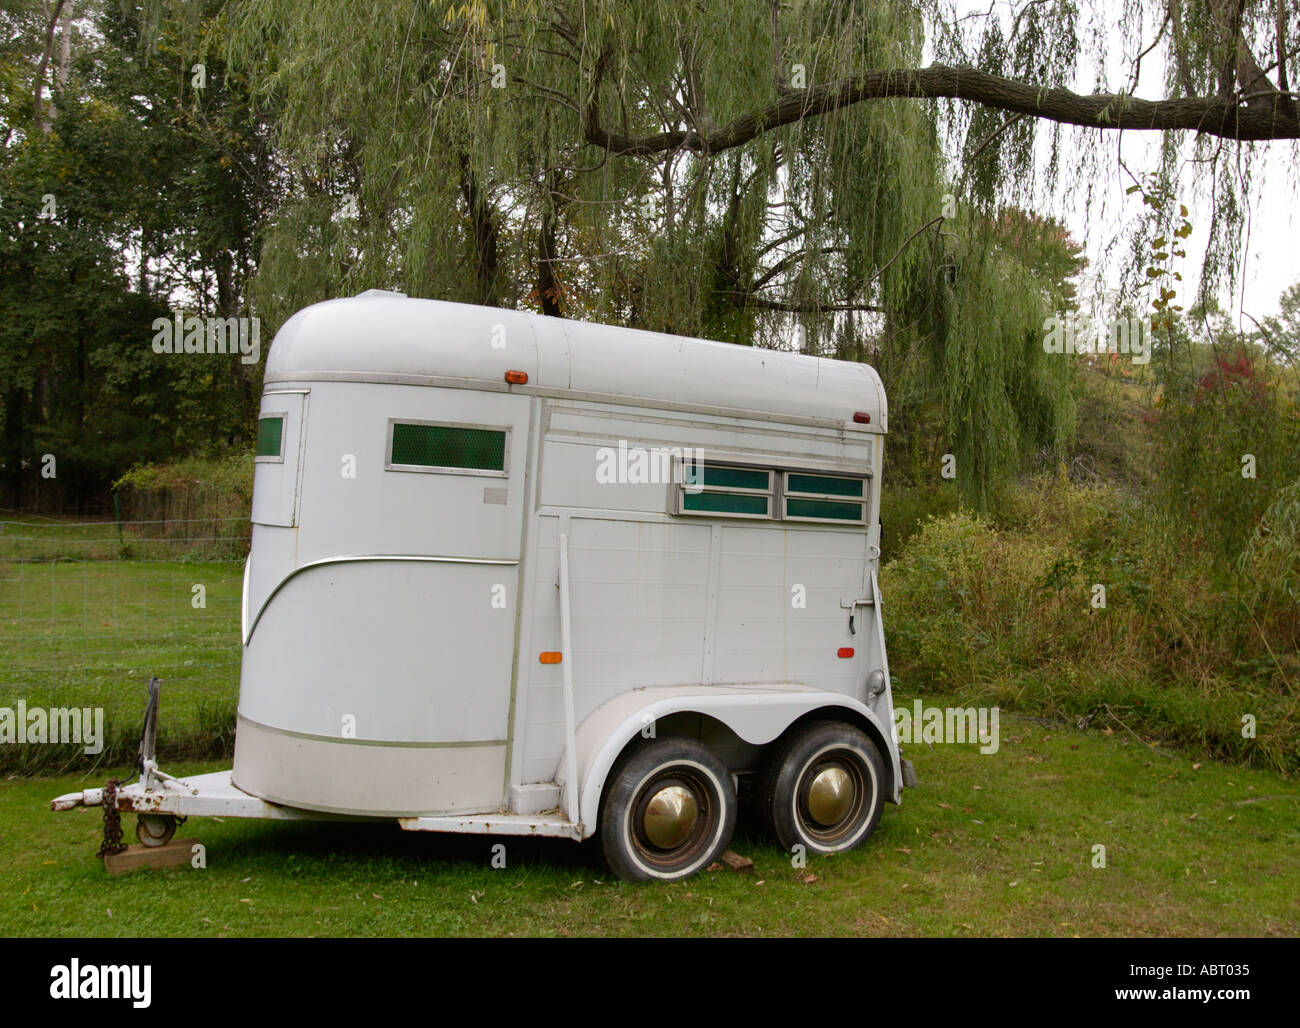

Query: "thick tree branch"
(584, 62), (1300, 155)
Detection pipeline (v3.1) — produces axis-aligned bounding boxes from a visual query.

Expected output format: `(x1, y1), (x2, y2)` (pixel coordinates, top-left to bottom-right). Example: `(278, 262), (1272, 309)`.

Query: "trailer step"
(398, 812), (582, 839)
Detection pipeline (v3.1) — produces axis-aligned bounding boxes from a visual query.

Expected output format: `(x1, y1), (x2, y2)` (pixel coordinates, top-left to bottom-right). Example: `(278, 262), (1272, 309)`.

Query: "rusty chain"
(96, 778), (128, 858)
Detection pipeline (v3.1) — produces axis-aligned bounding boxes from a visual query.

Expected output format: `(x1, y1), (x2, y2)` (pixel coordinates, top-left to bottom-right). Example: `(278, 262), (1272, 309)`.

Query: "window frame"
(254, 412), (287, 464)
(781, 471), (868, 525)
(384, 417), (511, 478)
(674, 455), (870, 525)
(675, 462), (775, 520)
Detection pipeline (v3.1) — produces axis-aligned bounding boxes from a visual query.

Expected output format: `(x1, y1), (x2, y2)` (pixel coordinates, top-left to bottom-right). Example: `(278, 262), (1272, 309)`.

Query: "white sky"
(943, 1), (1299, 324)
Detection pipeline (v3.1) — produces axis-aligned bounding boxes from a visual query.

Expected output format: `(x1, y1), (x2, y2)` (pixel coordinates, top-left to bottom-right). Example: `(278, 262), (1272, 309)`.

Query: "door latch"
(840, 595), (875, 635)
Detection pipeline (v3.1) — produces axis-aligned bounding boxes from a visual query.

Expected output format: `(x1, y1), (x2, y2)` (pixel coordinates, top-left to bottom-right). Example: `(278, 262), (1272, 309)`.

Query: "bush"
(882, 475), (1299, 774)
(1149, 348), (1300, 564)
(112, 454), (253, 560)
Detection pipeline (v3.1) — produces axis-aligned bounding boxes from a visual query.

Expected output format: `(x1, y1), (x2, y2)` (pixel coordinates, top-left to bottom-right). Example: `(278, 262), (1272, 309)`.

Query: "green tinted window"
(691, 465), (770, 490)
(677, 461), (868, 522)
(683, 491), (770, 516)
(255, 416), (283, 458)
(787, 473), (864, 498)
(391, 423), (506, 471)
(785, 498), (865, 522)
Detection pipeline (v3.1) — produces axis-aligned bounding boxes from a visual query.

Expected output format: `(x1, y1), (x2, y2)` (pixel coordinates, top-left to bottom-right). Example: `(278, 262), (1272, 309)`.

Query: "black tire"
(760, 721), (886, 856)
(599, 738), (737, 882)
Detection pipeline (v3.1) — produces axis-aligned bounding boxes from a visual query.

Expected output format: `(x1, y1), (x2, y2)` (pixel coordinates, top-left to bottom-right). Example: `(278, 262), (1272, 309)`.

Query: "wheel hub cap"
(643, 785), (699, 849)
(807, 766), (854, 826)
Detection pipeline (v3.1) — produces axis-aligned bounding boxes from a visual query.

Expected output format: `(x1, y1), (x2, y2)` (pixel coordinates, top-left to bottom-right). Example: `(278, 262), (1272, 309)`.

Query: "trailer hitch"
(90, 677), (202, 859)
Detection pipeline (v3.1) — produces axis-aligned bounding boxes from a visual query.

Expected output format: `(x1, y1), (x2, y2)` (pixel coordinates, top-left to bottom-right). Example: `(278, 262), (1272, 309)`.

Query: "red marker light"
(837, 647), (855, 658)
(852, 412), (871, 424)
(505, 370), (529, 385)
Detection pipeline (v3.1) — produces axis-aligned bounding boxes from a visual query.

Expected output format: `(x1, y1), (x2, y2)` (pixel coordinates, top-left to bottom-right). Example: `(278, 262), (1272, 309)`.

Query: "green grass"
(0, 513), (246, 562)
(2, 518), (1297, 936)
(3, 708), (1297, 937)
(0, 523), (241, 771)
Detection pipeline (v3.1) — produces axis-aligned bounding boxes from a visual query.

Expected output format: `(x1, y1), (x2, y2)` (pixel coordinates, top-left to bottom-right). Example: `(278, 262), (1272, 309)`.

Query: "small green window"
(787, 473), (863, 498)
(677, 460), (868, 523)
(687, 465), (771, 491)
(256, 416), (284, 458)
(683, 491), (771, 516)
(782, 470), (867, 523)
(785, 497), (864, 521)
(679, 461), (773, 519)
(390, 422), (506, 473)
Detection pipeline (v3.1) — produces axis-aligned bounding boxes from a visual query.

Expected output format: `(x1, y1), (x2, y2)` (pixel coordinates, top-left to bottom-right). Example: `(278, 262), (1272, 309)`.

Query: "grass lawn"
(0, 518), (242, 770)
(3, 710), (1297, 937)
(2, 524), (1296, 936)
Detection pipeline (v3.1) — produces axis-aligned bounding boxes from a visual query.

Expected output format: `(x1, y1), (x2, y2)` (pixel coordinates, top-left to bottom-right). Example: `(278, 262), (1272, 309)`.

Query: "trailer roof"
(264, 294), (886, 432)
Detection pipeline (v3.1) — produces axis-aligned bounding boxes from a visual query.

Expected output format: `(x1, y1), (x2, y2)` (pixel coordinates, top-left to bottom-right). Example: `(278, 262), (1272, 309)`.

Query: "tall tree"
(26, 0), (1295, 508)
(1, 0), (282, 508)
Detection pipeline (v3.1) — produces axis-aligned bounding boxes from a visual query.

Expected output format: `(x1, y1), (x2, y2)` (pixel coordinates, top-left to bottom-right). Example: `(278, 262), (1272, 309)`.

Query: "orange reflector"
(505, 370), (529, 384)
(539, 651), (562, 664)
(852, 411), (871, 424)
(837, 647), (855, 658)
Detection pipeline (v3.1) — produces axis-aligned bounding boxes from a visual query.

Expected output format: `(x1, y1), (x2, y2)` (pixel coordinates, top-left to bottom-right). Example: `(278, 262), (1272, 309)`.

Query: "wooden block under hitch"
(103, 838), (200, 876)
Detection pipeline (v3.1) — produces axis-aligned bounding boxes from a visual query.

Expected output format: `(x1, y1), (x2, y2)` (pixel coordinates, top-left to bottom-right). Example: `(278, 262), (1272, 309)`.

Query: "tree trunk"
(458, 154), (502, 306)
(536, 167), (564, 318)
(32, 0), (68, 133)
(0, 387), (27, 508)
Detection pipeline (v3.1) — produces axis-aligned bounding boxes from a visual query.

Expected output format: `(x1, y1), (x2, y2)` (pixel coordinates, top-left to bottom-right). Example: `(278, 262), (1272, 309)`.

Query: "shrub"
(883, 475), (1298, 773)
(112, 455), (253, 559)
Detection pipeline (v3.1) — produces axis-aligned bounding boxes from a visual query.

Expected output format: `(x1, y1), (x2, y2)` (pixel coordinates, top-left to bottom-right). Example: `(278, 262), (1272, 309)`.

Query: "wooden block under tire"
(721, 849), (754, 873)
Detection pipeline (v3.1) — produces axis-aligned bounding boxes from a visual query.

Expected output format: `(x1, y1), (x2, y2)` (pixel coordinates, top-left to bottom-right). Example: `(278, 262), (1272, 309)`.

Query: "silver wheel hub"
(807, 766), (854, 826)
(643, 785), (699, 849)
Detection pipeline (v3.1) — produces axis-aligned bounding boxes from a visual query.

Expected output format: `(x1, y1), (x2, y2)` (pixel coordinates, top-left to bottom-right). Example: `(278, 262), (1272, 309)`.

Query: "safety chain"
(96, 778), (128, 858)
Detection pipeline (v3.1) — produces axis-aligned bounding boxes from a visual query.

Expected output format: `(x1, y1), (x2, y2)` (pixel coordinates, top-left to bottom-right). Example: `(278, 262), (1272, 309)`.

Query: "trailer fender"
(561, 685), (901, 839)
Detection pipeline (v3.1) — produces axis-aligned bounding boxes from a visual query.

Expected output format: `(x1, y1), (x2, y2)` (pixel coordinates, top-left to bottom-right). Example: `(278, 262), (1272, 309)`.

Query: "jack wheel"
(136, 814), (177, 847)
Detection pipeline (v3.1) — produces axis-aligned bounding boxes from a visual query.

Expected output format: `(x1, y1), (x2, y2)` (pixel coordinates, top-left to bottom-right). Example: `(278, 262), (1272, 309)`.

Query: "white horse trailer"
(54, 291), (914, 881)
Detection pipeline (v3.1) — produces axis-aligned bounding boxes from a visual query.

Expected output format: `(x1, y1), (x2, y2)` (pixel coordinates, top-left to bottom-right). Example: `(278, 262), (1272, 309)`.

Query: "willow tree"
(204, 0), (1297, 508)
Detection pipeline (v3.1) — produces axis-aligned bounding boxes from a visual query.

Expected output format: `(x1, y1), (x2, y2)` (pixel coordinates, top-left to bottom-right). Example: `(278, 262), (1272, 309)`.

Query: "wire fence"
(0, 509), (249, 772)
